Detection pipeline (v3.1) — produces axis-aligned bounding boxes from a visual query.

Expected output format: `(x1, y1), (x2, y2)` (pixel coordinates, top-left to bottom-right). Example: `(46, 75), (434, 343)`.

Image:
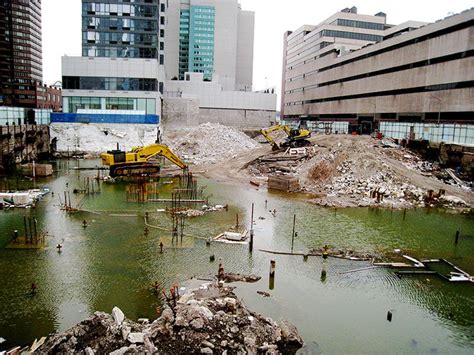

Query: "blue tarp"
(51, 113), (159, 124)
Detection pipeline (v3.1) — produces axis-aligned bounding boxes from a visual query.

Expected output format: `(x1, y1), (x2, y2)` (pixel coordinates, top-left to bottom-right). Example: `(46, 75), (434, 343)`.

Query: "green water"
(0, 159), (473, 354)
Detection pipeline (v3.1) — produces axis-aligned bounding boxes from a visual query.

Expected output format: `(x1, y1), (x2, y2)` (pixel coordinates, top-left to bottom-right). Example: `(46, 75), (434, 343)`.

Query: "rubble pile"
(38, 283), (303, 354)
(164, 123), (260, 165)
(239, 135), (472, 209)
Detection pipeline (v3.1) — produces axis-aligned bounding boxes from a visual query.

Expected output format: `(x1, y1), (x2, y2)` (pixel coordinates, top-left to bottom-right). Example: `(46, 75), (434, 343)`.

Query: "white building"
(162, 0), (276, 129)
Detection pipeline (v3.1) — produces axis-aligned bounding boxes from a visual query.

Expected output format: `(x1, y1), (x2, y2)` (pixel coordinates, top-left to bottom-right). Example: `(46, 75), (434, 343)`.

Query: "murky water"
(0, 159), (473, 353)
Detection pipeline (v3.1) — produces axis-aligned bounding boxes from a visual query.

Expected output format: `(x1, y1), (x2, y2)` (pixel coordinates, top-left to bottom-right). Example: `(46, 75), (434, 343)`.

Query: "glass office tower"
(178, 5), (214, 80)
(81, 0), (162, 59)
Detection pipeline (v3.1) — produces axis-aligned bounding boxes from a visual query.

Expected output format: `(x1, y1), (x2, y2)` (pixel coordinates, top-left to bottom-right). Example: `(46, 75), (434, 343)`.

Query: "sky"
(42, 0), (474, 99)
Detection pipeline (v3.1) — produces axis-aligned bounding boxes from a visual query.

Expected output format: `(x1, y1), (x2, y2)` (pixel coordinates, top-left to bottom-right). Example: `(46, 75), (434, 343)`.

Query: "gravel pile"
(164, 123), (260, 165)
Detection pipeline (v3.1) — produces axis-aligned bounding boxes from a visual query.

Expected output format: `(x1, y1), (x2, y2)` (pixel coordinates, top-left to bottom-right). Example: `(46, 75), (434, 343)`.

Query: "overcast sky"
(43, 0), (473, 99)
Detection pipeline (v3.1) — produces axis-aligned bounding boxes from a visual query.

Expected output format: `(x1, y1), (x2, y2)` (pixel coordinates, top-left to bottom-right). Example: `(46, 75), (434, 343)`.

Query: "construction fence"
(379, 122), (474, 145)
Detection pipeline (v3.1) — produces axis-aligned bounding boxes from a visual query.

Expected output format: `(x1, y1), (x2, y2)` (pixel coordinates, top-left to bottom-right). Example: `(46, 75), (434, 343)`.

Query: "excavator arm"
(132, 144), (187, 169)
(260, 124), (289, 150)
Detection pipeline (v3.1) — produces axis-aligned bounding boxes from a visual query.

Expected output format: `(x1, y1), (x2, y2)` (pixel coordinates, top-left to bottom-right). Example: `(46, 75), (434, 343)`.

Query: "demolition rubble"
(181, 128), (472, 210)
(37, 283), (303, 354)
(164, 123), (260, 165)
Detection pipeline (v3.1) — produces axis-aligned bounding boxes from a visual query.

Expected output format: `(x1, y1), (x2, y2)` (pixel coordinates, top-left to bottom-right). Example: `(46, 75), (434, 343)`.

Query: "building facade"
(0, 0), (61, 109)
(55, 0), (167, 153)
(281, 7), (474, 132)
(61, 0), (166, 119)
(165, 0), (254, 91)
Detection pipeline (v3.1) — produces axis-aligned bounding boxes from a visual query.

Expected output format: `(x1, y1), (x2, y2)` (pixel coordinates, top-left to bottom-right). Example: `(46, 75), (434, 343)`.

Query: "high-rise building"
(281, 7), (474, 131)
(54, 0), (166, 152)
(166, 0), (254, 91)
(60, 0), (165, 116)
(81, 0), (164, 61)
(0, 0), (59, 109)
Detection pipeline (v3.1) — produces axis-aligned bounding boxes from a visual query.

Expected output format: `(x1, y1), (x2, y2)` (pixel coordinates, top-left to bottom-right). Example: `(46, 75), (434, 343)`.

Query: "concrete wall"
(0, 125), (50, 167)
(165, 77), (276, 111)
(162, 97), (275, 129)
(162, 97), (200, 129)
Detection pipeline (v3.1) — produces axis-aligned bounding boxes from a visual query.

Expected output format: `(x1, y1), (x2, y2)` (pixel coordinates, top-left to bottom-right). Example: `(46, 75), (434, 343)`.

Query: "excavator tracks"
(109, 163), (160, 177)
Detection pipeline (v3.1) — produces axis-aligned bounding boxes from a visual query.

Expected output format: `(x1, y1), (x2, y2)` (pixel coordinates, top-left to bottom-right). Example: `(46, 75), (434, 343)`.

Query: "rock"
(161, 307), (174, 323)
(127, 332), (145, 344)
(230, 326), (239, 334)
(190, 318), (205, 329)
(201, 347), (213, 354)
(121, 325), (131, 341)
(110, 347), (129, 355)
(112, 306), (125, 326)
(279, 319), (304, 350)
(137, 318), (149, 324)
(220, 340), (228, 347)
(201, 340), (215, 349)
(84, 347), (94, 355)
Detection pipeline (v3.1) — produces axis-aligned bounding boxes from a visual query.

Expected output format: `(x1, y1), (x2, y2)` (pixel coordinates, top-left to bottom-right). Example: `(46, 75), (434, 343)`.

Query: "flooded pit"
(0, 159), (473, 353)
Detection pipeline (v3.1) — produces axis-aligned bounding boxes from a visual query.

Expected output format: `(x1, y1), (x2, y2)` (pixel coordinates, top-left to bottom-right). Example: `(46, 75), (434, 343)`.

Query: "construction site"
(0, 122), (473, 354)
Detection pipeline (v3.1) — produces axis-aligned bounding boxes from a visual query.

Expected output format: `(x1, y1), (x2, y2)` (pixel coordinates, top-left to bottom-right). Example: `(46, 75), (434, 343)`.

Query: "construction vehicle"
(260, 124), (311, 150)
(100, 143), (187, 177)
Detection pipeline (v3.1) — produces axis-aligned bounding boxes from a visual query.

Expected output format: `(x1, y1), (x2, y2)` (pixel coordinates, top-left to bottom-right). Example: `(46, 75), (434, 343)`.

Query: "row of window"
(63, 76), (158, 92)
(82, 46), (163, 60)
(333, 19), (385, 30)
(83, 3), (159, 17)
(84, 17), (158, 31)
(83, 31), (158, 46)
(63, 96), (157, 115)
(322, 29), (383, 42)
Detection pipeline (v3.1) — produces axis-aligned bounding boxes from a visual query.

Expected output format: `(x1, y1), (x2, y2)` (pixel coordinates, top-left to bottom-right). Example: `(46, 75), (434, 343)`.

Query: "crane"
(100, 143), (187, 177)
(260, 124), (311, 151)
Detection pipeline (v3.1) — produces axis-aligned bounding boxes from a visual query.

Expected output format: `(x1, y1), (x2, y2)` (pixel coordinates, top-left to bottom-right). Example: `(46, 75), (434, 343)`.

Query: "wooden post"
(291, 214), (296, 253)
(455, 231), (460, 245)
(269, 260), (276, 290)
(403, 208), (407, 221)
(249, 203), (254, 253)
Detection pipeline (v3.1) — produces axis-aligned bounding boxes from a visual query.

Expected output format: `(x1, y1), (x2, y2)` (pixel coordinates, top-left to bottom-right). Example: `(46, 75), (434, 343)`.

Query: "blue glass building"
(179, 5), (215, 80)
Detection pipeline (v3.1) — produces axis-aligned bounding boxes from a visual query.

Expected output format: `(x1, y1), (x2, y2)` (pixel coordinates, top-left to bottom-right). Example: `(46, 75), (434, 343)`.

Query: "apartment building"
(281, 7), (474, 132)
(0, 0), (61, 109)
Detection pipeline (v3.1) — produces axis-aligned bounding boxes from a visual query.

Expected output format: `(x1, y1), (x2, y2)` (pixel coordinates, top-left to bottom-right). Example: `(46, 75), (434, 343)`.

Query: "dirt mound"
(164, 123), (260, 165)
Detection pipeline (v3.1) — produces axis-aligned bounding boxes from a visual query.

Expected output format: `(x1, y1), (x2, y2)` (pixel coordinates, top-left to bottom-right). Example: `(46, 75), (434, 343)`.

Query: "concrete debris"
(112, 306), (125, 326)
(37, 283), (303, 354)
(220, 273), (261, 283)
(164, 123), (260, 165)
(50, 123), (158, 154)
(0, 188), (49, 208)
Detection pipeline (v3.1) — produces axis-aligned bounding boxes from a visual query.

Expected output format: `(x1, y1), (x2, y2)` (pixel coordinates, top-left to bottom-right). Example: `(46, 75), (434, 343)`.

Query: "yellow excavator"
(260, 124), (311, 151)
(100, 143), (187, 177)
